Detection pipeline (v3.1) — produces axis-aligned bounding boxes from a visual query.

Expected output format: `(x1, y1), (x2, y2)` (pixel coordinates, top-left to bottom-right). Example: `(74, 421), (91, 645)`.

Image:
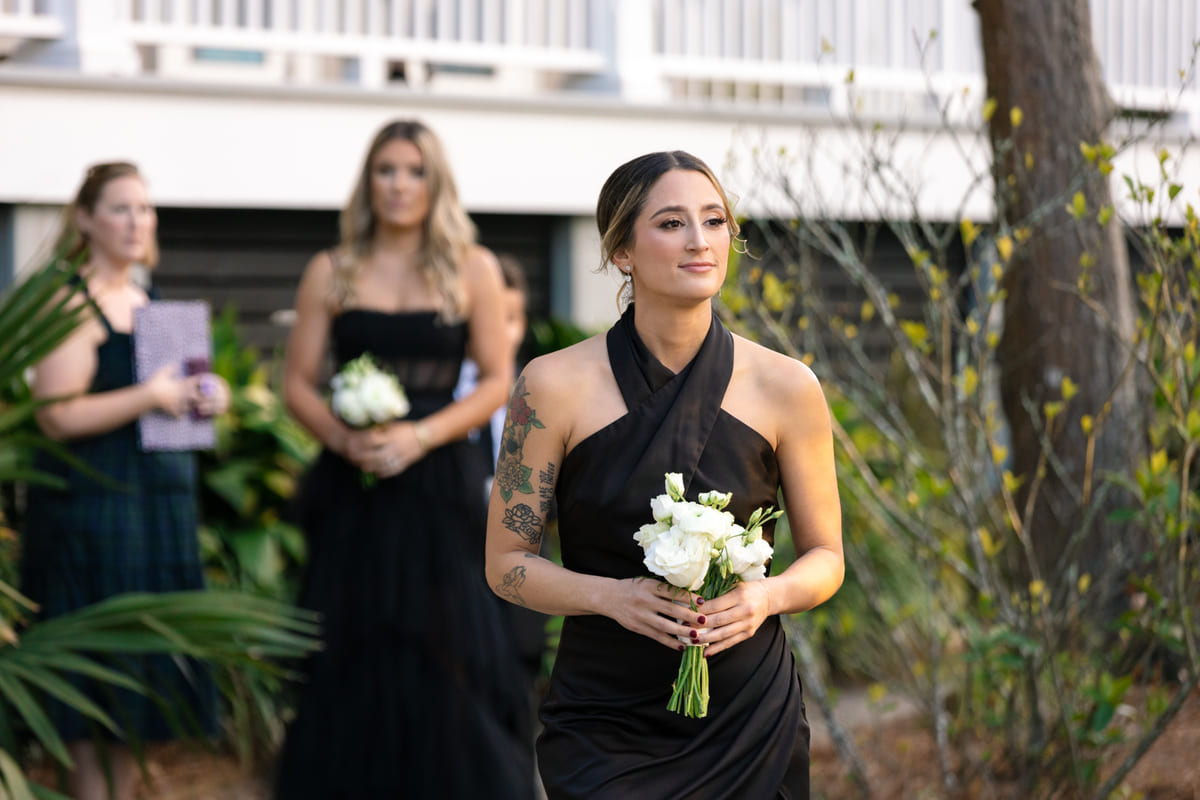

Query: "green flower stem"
(667, 644), (710, 718)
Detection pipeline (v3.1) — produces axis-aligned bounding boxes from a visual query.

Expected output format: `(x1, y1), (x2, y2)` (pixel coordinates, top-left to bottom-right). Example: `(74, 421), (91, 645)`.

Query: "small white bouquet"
(633, 472), (782, 718)
(330, 352), (410, 485)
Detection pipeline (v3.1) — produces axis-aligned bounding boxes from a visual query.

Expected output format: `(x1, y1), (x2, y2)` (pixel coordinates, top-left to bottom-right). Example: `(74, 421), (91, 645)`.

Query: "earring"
(623, 270), (632, 285)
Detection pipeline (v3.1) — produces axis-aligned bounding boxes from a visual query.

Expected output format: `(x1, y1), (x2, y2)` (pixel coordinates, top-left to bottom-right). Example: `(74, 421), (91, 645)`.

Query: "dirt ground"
(809, 685), (1200, 800)
(26, 685), (1199, 799)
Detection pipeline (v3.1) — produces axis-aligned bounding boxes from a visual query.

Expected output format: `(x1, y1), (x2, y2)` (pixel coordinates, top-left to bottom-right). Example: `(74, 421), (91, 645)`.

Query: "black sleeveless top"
(537, 305), (810, 799)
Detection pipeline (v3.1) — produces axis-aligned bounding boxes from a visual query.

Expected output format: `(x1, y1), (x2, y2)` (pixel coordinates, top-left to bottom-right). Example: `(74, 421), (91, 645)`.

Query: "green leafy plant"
(0, 264), (321, 797)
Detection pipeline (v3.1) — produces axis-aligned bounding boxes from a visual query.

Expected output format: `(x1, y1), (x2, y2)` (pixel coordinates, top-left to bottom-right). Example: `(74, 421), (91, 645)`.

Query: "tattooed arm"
(485, 346), (709, 652)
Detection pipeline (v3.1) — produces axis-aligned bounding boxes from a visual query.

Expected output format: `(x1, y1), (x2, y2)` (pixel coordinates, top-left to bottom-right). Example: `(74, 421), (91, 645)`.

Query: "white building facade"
(2, 0), (1198, 339)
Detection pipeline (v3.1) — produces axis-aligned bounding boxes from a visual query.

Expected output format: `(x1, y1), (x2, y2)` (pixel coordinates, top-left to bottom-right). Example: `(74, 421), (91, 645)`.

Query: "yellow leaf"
(801, 353), (815, 366)
(966, 317), (980, 335)
(1061, 376), (1078, 400)
(1098, 160), (1113, 176)
(959, 365), (979, 396)
(1078, 574), (1091, 594)
(900, 321), (929, 350)
(1024, 151), (1034, 169)
(1044, 400), (1063, 421)
(983, 97), (997, 122)
(960, 219), (979, 247)
(1150, 449), (1168, 474)
(844, 324), (859, 339)
(1068, 191), (1087, 218)
(868, 683), (887, 704)
(1097, 205), (1114, 226)
(1002, 470), (1022, 493)
(762, 272), (789, 311)
(995, 235), (1013, 262)
(978, 527), (1002, 557)
(1014, 226), (1032, 243)
(749, 266), (762, 283)
(906, 491), (920, 507)
(860, 300), (875, 322)
(845, 68), (855, 84)
(992, 444), (1008, 466)
(887, 293), (901, 309)
(1081, 414), (1094, 435)
(1029, 579), (1046, 599)
(797, 316), (810, 331)
(986, 331), (1000, 349)
(1079, 141), (1097, 162)
(1010, 107), (1023, 127)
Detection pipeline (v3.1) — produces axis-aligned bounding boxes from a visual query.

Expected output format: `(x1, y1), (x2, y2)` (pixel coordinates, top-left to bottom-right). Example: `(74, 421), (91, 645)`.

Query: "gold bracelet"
(413, 421), (433, 452)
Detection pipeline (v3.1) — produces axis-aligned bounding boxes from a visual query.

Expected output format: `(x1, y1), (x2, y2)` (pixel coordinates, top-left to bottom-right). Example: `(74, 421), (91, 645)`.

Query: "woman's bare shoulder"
(519, 334), (609, 397)
(734, 333), (826, 405)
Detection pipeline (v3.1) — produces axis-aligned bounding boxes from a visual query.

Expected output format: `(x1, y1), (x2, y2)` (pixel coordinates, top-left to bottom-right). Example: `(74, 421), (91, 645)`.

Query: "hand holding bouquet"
(633, 472), (783, 718)
(330, 353), (410, 485)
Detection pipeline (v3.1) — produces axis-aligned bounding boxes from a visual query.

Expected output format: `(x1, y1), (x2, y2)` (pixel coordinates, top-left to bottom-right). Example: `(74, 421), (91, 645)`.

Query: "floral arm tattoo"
(495, 377), (554, 602)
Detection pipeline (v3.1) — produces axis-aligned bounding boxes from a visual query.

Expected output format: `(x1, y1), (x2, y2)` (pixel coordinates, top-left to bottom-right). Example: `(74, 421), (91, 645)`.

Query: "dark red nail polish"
(696, 597), (704, 605)
(689, 629), (699, 640)
(697, 615), (707, 625)
(678, 644), (685, 651)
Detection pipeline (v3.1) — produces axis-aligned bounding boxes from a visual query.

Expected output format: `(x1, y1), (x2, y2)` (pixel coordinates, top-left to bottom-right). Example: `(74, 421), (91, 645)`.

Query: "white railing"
(113, 0), (606, 87)
(2, 0), (1197, 124)
(0, 0), (63, 38)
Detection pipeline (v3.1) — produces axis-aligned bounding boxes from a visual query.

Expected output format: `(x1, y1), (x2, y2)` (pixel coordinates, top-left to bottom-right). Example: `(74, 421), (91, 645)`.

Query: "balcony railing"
(2, 0), (1197, 128)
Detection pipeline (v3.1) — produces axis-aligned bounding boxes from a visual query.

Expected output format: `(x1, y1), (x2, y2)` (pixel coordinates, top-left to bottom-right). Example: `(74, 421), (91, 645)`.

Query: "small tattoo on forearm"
(502, 503), (543, 545)
(496, 565), (528, 607)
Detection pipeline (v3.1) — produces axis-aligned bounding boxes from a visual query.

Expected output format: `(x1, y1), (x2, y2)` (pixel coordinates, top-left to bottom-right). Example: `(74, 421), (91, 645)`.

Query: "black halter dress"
(537, 305), (810, 799)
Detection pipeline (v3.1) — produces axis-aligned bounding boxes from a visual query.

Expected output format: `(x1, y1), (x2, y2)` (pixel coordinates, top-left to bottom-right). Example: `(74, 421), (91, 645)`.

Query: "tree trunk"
(975, 0), (1144, 585)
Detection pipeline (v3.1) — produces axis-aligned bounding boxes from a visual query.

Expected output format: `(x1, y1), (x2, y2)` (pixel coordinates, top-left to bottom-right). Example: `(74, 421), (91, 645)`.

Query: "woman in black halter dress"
(486, 151), (845, 799)
(274, 120), (534, 799)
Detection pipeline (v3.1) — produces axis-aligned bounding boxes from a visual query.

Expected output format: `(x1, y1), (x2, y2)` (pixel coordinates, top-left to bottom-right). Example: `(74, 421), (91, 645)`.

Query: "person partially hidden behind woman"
(23, 161), (230, 800)
(485, 150), (845, 799)
(274, 119), (535, 799)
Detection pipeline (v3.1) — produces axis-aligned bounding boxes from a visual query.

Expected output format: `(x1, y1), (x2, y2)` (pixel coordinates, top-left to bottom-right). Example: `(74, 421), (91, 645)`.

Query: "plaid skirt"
(22, 423), (217, 742)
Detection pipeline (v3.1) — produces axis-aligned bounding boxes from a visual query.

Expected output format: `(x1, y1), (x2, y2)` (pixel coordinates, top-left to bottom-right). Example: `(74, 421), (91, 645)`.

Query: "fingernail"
(697, 615), (706, 625)
(689, 629), (699, 640)
(696, 598), (704, 606)
(678, 644), (685, 652)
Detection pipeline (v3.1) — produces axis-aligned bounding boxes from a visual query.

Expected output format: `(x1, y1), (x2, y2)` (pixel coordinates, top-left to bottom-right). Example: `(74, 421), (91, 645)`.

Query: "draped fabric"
(538, 305), (810, 800)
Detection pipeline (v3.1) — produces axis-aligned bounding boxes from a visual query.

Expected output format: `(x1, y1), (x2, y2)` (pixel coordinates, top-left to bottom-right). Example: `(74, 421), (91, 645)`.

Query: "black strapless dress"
(274, 310), (535, 800)
(537, 305), (810, 799)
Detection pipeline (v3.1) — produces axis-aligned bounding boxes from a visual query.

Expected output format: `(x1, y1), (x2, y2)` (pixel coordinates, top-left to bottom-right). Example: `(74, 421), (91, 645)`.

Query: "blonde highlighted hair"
(333, 119), (475, 319)
(54, 161), (159, 269)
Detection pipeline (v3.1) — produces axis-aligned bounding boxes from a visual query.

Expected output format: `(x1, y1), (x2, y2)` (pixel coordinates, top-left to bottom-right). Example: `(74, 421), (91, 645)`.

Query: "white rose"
(673, 502), (734, 544)
(359, 372), (400, 423)
(332, 389), (369, 427)
(633, 520), (670, 549)
(643, 527), (711, 591)
(649, 494), (676, 523)
(664, 472), (686, 501)
(387, 385), (411, 419)
(726, 534), (774, 582)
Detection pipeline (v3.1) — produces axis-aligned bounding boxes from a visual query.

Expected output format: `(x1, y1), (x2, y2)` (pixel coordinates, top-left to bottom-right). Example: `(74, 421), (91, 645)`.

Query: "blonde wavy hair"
(596, 151), (741, 311)
(333, 119), (474, 319)
(54, 161), (160, 269)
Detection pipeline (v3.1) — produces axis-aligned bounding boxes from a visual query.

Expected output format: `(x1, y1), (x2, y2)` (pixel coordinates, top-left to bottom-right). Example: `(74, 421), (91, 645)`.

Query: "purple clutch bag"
(133, 300), (216, 452)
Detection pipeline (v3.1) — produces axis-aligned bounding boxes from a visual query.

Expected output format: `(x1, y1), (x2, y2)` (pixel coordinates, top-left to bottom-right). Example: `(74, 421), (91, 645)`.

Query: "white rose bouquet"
(330, 352), (410, 486)
(633, 472), (783, 718)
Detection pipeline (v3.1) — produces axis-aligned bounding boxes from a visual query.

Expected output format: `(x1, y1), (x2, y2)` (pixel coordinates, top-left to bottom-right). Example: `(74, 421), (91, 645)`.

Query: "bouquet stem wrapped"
(635, 473), (783, 718)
